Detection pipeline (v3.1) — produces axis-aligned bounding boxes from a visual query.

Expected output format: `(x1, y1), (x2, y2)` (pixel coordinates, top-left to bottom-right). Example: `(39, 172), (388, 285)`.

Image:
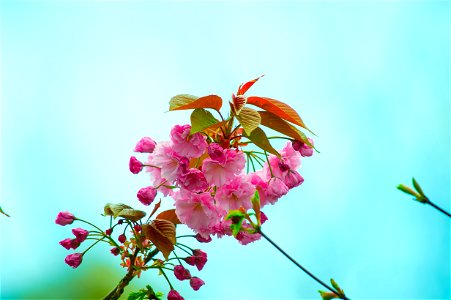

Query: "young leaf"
(244, 127), (279, 157)
(190, 108), (218, 134)
(155, 209), (181, 225)
(169, 94), (222, 111)
(318, 291), (339, 300)
(258, 110), (315, 149)
(235, 107), (261, 135)
(117, 209), (146, 222)
(330, 279), (345, 296)
(142, 219), (176, 260)
(412, 178), (426, 198)
(251, 190), (261, 226)
(0, 206), (10, 217)
(104, 203), (133, 218)
(247, 96), (314, 134)
(237, 75), (264, 95)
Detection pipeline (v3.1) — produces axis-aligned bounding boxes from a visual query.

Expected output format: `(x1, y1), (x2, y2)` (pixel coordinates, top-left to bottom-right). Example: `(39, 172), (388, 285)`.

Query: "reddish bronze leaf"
(155, 209), (181, 225)
(142, 219), (176, 260)
(169, 94), (222, 111)
(247, 96), (312, 133)
(237, 75), (264, 95)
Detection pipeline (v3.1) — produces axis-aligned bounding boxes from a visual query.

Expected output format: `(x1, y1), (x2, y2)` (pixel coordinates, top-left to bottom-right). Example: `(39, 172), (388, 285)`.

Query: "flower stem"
(258, 229), (349, 300)
(427, 200), (451, 218)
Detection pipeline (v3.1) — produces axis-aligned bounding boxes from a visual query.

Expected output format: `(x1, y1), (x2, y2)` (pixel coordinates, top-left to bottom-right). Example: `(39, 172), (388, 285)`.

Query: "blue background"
(1, 1), (449, 299)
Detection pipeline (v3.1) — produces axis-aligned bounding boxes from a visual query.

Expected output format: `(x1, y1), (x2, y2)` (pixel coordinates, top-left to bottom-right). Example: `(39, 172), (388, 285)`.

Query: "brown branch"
(103, 248), (160, 300)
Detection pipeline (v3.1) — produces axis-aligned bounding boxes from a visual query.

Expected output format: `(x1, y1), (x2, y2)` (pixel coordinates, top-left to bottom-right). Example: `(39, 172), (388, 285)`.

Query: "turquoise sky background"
(1, 1), (449, 299)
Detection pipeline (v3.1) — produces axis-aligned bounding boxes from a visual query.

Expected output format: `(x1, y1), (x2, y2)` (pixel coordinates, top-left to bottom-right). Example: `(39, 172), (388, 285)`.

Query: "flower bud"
(195, 233), (212, 243)
(59, 238), (75, 250)
(118, 234), (126, 243)
(110, 247), (120, 256)
(137, 186), (157, 206)
(72, 228), (89, 243)
(105, 228), (113, 236)
(174, 265), (191, 281)
(134, 137), (156, 153)
(134, 224), (142, 232)
(189, 277), (205, 291)
(129, 156), (143, 174)
(55, 211), (75, 226)
(167, 290), (184, 300)
(65, 253), (83, 268)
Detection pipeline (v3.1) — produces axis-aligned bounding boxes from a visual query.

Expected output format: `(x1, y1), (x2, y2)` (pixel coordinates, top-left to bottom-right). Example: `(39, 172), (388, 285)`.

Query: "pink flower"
(189, 277), (205, 291)
(134, 137), (157, 153)
(174, 190), (221, 236)
(167, 290), (184, 300)
(129, 156), (143, 174)
(264, 177), (289, 205)
(72, 228), (89, 243)
(236, 231), (262, 245)
(207, 143), (226, 163)
(185, 249), (207, 271)
(137, 186), (157, 206)
(177, 168), (208, 192)
(146, 167), (173, 197)
(149, 141), (186, 182)
(280, 142), (302, 170)
(110, 247), (120, 256)
(55, 211), (75, 226)
(118, 234), (126, 243)
(174, 265), (191, 281)
(284, 170), (304, 189)
(249, 172), (269, 206)
(170, 124), (207, 158)
(212, 219), (233, 238)
(195, 233), (212, 243)
(59, 238), (79, 250)
(292, 138), (314, 157)
(215, 175), (255, 211)
(65, 253), (83, 268)
(202, 148), (245, 187)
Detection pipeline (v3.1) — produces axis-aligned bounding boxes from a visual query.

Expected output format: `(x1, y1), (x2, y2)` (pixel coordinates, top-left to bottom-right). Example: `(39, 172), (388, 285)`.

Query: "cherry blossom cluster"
(130, 126), (313, 245)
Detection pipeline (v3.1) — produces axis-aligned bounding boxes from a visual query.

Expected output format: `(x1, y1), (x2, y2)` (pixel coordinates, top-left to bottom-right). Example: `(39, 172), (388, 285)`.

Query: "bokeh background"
(1, 1), (449, 299)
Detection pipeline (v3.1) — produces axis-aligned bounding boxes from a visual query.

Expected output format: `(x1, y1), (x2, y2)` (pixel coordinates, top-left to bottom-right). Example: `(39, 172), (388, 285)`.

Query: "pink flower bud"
(117, 219), (124, 225)
(134, 224), (142, 232)
(59, 238), (75, 250)
(284, 171), (304, 189)
(105, 228), (113, 236)
(185, 249), (207, 271)
(292, 138), (314, 157)
(174, 265), (191, 281)
(118, 234), (126, 243)
(72, 228), (89, 243)
(195, 233), (212, 243)
(65, 253), (83, 268)
(110, 247), (120, 256)
(260, 211), (268, 224)
(129, 156), (143, 174)
(189, 277), (205, 291)
(134, 137), (156, 153)
(167, 290), (184, 300)
(55, 211), (75, 226)
(137, 186), (157, 206)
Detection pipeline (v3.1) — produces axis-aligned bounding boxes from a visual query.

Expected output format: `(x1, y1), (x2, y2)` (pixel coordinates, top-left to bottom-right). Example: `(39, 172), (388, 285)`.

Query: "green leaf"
(396, 184), (420, 198)
(412, 178), (426, 197)
(258, 110), (316, 150)
(318, 290), (338, 300)
(0, 206), (10, 217)
(225, 210), (246, 237)
(104, 203), (133, 218)
(117, 209), (146, 222)
(190, 108), (219, 134)
(169, 94), (222, 111)
(235, 107), (261, 135)
(244, 127), (280, 157)
(128, 291), (145, 300)
(251, 190), (261, 226)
